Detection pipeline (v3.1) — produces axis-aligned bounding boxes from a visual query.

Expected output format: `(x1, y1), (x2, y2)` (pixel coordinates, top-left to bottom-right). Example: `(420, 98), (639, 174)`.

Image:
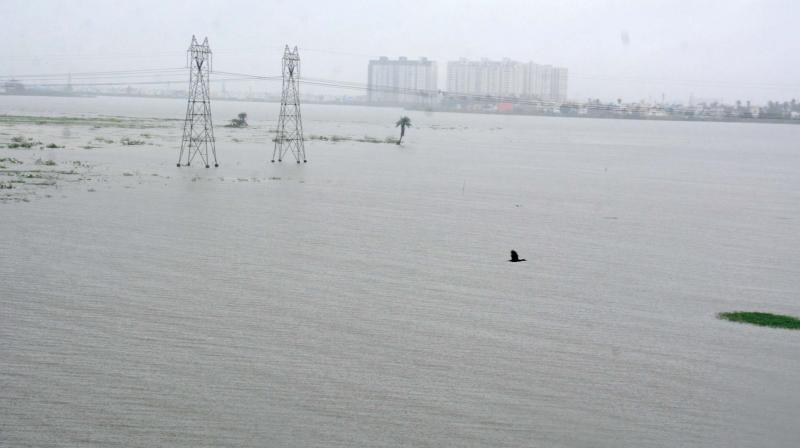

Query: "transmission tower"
(272, 45), (306, 163)
(178, 35), (218, 168)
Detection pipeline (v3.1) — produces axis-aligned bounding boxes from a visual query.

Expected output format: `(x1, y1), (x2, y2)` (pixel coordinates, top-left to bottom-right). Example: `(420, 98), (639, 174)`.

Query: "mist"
(1, 0), (798, 104)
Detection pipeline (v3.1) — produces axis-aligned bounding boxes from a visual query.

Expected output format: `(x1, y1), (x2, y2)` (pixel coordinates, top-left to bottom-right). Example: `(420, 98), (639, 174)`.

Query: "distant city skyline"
(366, 56), (568, 107)
(1, 1), (798, 104)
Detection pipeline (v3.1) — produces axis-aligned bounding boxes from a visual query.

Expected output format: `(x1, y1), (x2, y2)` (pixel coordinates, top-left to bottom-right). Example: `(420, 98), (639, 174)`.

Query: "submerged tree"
(395, 116), (411, 145)
(227, 112), (248, 128)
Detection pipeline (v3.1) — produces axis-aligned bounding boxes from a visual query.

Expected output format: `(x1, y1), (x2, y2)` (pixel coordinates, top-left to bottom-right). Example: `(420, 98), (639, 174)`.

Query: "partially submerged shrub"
(225, 112), (248, 128)
(356, 136), (381, 143)
(8, 141), (34, 149)
(306, 134), (398, 144)
(120, 137), (146, 146)
(8, 136), (41, 148)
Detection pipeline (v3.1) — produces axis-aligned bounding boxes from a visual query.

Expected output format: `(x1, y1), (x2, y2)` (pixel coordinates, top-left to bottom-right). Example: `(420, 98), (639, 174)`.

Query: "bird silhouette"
(509, 250), (526, 262)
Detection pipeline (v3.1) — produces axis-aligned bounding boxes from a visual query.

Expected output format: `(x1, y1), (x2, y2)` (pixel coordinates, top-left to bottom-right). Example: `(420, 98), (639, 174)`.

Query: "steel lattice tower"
(272, 45), (306, 163)
(178, 35), (218, 168)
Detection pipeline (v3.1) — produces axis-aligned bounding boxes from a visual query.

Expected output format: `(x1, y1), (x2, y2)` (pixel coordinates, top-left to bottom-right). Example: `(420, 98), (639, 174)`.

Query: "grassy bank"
(306, 134), (399, 144)
(0, 114), (177, 129)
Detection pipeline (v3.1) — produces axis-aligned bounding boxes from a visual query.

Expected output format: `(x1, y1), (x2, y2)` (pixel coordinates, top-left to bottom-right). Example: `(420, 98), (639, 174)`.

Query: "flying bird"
(509, 250), (526, 262)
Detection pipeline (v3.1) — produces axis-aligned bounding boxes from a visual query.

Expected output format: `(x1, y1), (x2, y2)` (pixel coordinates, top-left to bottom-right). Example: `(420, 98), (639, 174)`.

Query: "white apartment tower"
(368, 57), (438, 105)
(447, 58), (568, 102)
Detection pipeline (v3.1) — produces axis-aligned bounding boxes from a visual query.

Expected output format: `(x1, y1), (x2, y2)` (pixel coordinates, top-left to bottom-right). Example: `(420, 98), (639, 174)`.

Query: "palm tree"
(395, 116), (411, 145)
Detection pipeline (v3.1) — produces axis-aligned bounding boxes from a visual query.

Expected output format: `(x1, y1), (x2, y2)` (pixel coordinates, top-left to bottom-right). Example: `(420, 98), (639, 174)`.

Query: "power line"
(4, 44), (800, 92)
(0, 67), (782, 118)
(5, 65), (799, 94)
(211, 71), (283, 82)
(0, 77), (253, 88)
(0, 67), (185, 80)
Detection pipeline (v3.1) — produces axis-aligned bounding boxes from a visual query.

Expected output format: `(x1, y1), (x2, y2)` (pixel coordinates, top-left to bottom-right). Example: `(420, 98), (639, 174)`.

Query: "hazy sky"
(1, 0), (798, 104)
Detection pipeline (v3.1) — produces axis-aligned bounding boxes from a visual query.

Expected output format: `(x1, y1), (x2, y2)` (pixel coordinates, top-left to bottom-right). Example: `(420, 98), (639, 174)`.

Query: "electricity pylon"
(272, 45), (306, 163)
(178, 35), (218, 168)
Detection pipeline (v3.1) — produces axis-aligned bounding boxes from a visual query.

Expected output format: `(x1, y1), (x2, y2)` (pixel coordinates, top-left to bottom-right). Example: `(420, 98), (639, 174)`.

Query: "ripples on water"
(1, 96), (799, 447)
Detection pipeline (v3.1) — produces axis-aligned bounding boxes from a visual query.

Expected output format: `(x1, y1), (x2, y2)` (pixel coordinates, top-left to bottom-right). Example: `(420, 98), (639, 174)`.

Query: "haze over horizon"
(1, 0), (798, 104)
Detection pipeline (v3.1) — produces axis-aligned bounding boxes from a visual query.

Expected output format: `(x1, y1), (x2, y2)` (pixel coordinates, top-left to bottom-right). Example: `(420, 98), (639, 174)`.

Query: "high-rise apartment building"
(447, 58), (568, 102)
(367, 57), (438, 105)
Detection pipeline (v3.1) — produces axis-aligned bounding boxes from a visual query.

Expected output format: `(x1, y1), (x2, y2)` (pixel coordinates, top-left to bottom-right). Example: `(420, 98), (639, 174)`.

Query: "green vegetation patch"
(356, 136), (382, 143)
(718, 311), (800, 330)
(120, 137), (146, 146)
(0, 114), (176, 129)
(6, 136), (42, 149)
(306, 134), (398, 144)
(305, 134), (350, 142)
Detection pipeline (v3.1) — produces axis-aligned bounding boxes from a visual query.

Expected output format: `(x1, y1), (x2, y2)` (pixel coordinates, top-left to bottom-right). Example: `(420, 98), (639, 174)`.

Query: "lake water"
(1, 95), (799, 447)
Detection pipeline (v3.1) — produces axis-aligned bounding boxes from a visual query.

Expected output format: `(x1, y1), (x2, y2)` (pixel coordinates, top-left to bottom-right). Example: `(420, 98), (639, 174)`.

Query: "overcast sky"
(1, 0), (798, 104)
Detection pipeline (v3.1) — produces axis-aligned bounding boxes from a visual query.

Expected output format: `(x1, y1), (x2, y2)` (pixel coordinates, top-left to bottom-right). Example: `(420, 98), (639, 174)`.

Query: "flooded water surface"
(1, 96), (799, 447)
